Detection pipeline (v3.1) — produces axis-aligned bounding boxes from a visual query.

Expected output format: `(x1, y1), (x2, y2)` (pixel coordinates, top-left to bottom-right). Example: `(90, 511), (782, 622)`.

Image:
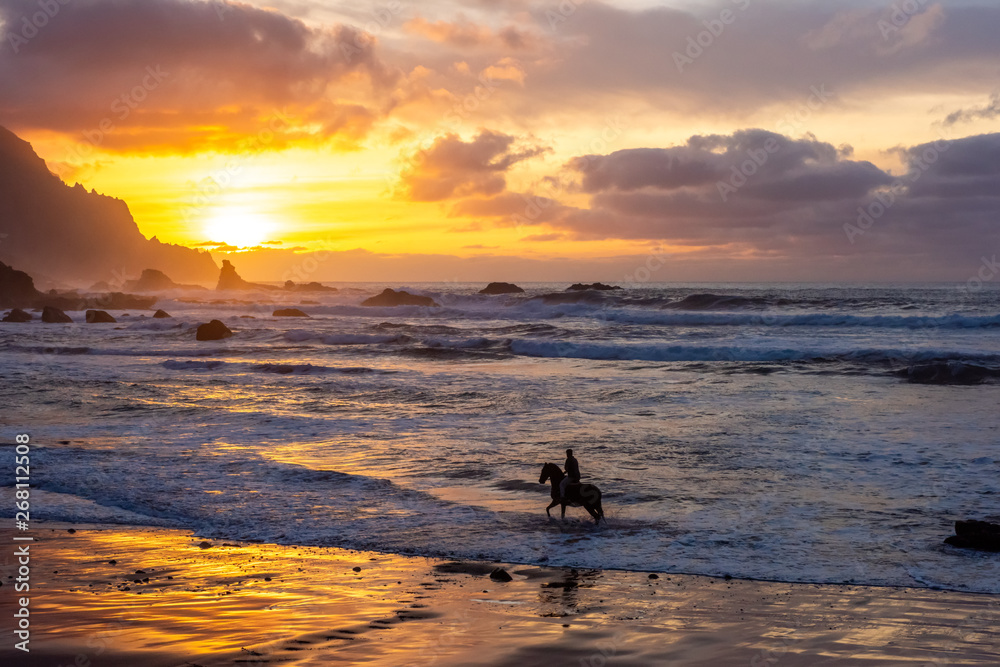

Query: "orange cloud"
(397, 130), (548, 202)
(0, 0), (398, 154)
(404, 16), (539, 50)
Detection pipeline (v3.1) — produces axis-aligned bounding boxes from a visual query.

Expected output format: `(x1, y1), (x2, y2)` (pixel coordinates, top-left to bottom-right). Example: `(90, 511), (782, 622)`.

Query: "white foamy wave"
(124, 319), (187, 331)
(421, 336), (495, 349)
(524, 307), (1000, 330)
(509, 339), (1000, 365)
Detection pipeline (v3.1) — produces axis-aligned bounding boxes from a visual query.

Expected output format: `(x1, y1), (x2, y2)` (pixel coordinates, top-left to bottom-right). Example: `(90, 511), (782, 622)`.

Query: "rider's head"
(566, 448), (573, 456)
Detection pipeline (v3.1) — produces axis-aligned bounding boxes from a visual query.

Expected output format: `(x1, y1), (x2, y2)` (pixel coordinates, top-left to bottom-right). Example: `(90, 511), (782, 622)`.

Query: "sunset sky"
(1, 0), (999, 282)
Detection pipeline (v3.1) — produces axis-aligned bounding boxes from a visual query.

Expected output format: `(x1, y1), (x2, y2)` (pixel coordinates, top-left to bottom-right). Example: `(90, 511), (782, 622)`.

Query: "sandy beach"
(0, 523), (997, 666)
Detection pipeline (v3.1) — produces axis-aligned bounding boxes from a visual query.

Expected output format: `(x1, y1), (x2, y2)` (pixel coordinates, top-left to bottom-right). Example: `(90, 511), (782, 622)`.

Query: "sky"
(1, 0), (998, 282)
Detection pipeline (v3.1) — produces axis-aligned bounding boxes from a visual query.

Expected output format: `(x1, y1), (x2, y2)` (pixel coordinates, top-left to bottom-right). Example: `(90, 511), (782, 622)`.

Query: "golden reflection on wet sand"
(1, 524), (998, 666)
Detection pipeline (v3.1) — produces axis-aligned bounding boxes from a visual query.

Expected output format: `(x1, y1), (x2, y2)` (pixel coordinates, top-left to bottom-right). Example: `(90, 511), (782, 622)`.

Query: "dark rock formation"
(898, 362), (1000, 385)
(2, 308), (32, 322)
(41, 306), (72, 323)
(489, 568), (513, 582)
(273, 308), (309, 317)
(361, 288), (439, 308)
(945, 520), (1000, 552)
(153, 309), (171, 318)
(0, 125), (217, 284)
(566, 283), (621, 291)
(0, 260), (43, 308)
(284, 280), (337, 293)
(123, 268), (205, 292)
(196, 319), (232, 341)
(479, 282), (525, 295)
(85, 309), (116, 323)
(216, 260), (279, 291)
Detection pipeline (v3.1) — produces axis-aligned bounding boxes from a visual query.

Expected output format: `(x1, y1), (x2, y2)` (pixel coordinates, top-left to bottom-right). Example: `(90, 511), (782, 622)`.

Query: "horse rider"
(560, 448), (581, 501)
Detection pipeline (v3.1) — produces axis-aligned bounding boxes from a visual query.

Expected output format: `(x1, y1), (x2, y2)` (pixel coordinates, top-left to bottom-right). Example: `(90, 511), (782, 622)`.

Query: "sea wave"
(508, 339), (1000, 367)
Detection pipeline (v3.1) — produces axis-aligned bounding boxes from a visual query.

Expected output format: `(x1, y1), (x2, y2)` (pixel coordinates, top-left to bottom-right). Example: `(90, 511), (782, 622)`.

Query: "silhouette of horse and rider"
(539, 449), (605, 524)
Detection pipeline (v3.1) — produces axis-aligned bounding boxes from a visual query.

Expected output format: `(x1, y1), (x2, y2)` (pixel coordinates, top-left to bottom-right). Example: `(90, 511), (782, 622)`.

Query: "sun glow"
(203, 207), (278, 248)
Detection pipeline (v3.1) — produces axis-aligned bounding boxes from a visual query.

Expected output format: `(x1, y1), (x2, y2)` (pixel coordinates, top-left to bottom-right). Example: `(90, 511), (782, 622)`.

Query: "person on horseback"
(559, 448), (581, 501)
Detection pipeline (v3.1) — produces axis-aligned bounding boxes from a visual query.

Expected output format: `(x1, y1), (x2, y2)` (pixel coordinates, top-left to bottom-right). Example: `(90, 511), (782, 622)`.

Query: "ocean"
(2, 282), (999, 593)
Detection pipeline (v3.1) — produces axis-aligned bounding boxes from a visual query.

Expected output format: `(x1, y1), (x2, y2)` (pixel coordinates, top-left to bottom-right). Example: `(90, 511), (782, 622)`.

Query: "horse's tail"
(593, 488), (606, 524)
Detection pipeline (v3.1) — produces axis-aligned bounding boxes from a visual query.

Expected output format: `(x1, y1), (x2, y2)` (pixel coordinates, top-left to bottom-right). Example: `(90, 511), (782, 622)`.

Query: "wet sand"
(1, 524), (999, 666)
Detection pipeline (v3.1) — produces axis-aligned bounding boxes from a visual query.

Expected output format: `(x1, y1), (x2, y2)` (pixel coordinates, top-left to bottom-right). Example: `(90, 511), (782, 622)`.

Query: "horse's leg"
(545, 499), (559, 517)
(560, 502), (566, 520)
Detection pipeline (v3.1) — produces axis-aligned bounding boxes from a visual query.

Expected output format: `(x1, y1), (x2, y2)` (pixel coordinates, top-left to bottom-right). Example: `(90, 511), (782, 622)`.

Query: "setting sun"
(203, 206), (277, 248)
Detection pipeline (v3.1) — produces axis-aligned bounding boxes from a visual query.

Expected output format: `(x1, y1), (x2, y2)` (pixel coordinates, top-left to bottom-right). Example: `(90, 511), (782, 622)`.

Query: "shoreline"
(2, 523), (999, 665)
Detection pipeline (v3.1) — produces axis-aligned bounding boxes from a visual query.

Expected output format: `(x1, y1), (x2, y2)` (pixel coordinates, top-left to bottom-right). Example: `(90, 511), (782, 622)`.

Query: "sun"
(203, 206), (277, 248)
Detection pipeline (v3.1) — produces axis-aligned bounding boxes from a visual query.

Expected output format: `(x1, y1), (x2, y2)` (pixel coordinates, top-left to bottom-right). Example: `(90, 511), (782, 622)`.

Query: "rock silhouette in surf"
(2, 308), (32, 322)
(284, 280), (337, 293)
(85, 309), (116, 323)
(196, 319), (233, 340)
(273, 308), (310, 317)
(361, 289), (439, 308)
(945, 520), (1000, 552)
(42, 306), (73, 323)
(899, 362), (998, 385)
(566, 283), (621, 291)
(124, 268), (205, 292)
(153, 309), (172, 318)
(479, 282), (525, 295)
(216, 260), (279, 291)
(0, 260), (43, 308)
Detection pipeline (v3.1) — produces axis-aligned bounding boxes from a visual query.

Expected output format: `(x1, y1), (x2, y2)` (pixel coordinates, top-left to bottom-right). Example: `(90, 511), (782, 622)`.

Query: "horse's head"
(539, 462), (559, 484)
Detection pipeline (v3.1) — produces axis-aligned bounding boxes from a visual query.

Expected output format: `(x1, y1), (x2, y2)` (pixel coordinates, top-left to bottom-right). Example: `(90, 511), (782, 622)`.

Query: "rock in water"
(489, 568), (513, 582)
(479, 282), (525, 295)
(196, 319), (232, 341)
(85, 309), (116, 323)
(153, 309), (171, 318)
(2, 308), (32, 322)
(900, 362), (997, 385)
(361, 288), (439, 307)
(566, 282), (621, 291)
(216, 260), (278, 291)
(273, 308), (310, 317)
(945, 520), (1000, 552)
(123, 269), (178, 291)
(0, 260), (43, 308)
(284, 280), (337, 293)
(41, 306), (73, 323)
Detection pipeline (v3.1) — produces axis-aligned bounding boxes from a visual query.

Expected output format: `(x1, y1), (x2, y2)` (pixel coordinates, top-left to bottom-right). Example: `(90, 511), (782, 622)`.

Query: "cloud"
(519, 233), (566, 242)
(397, 129), (548, 202)
(570, 129), (892, 203)
(944, 92), (1000, 126)
(466, 128), (1000, 275)
(518, 1), (1000, 116)
(0, 0), (397, 152)
(404, 16), (540, 51)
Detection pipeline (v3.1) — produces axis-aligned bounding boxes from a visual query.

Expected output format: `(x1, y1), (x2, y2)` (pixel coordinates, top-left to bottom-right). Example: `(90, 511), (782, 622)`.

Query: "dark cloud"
(398, 130), (547, 201)
(527, 129), (1000, 271)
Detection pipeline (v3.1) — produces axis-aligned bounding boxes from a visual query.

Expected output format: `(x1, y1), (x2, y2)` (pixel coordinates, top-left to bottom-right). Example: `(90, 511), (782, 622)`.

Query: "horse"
(539, 462), (605, 524)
